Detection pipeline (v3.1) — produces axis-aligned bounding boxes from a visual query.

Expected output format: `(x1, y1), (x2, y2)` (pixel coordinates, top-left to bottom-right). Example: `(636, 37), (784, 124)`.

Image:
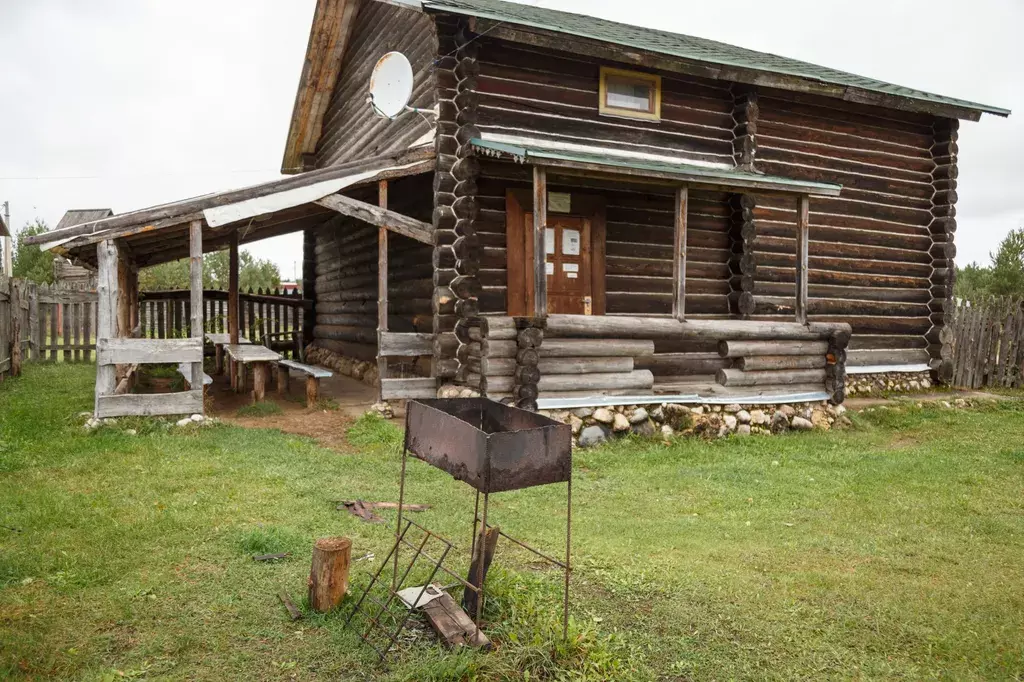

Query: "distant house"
(0, 208), (10, 277)
(51, 210), (112, 287)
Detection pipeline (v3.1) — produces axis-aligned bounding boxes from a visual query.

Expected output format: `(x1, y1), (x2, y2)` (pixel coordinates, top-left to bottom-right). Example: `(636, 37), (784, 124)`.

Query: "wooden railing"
(139, 288), (309, 358)
(950, 297), (1024, 389)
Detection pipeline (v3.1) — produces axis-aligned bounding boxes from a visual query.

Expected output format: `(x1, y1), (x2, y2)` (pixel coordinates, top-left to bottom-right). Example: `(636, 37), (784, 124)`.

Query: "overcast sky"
(1, 0), (1020, 278)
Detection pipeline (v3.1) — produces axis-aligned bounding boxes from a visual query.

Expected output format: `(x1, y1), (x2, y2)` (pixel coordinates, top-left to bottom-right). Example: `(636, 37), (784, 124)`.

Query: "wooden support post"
(377, 180), (388, 403)
(189, 220), (204, 405)
(228, 229), (239, 344)
(252, 362), (267, 403)
(795, 195), (810, 325)
(9, 281), (21, 377)
(95, 240), (118, 415)
(306, 375), (319, 407)
(277, 364), (289, 397)
(308, 537), (352, 612)
(672, 186), (688, 321)
(532, 166), (548, 318)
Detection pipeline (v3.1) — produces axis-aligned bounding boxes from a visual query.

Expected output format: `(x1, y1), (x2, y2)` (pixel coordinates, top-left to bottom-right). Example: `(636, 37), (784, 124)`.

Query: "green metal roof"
(424, 0), (1010, 118)
(471, 138), (843, 196)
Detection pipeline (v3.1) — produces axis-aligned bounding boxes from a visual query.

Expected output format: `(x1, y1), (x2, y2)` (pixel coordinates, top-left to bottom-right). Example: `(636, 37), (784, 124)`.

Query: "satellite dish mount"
(368, 51), (435, 120)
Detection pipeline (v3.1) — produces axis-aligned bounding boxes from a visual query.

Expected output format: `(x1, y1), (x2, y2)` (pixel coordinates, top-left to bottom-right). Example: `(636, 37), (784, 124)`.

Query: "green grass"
(235, 401), (283, 418)
(1, 364), (1023, 680)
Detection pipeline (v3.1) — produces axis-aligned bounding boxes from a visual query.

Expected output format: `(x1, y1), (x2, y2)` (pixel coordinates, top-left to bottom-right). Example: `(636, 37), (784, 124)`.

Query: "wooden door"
(506, 190), (606, 317)
(530, 215), (591, 315)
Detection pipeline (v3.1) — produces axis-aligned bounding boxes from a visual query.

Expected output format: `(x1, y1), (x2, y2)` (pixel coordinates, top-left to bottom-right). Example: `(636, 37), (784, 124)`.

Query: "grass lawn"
(1, 363), (1023, 681)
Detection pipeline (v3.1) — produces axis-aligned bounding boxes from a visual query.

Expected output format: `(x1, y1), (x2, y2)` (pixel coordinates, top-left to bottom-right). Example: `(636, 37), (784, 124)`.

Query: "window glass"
(605, 76), (652, 112)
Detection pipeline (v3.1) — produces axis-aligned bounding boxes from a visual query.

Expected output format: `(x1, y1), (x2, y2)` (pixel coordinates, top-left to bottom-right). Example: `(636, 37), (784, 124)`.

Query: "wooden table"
(206, 333), (250, 375)
(224, 343), (281, 401)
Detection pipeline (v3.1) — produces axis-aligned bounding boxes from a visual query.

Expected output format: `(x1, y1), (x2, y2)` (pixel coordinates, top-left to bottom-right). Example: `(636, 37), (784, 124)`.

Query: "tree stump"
(308, 536), (351, 612)
(306, 375), (319, 407)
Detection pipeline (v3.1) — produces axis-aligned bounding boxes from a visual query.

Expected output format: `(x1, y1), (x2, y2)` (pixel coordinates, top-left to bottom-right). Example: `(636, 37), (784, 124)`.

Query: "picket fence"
(0, 278), (306, 379)
(949, 296), (1024, 389)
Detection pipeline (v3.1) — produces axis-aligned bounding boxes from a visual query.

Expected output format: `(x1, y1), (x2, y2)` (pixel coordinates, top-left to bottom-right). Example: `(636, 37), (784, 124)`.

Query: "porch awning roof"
(471, 138), (842, 197)
(31, 148), (435, 268)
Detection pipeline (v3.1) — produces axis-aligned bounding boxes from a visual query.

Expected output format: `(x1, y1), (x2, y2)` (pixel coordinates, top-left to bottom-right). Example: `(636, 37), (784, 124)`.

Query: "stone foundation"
(541, 401), (850, 448)
(846, 371), (932, 396)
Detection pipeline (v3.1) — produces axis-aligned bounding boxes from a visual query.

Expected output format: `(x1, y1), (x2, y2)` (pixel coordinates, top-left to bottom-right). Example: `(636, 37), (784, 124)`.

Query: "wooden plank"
(97, 337), (203, 365)
(189, 219), (205, 401)
(278, 359), (333, 378)
(377, 179), (389, 403)
(420, 590), (491, 649)
(73, 302), (81, 362)
(380, 377), (436, 400)
(315, 193), (434, 245)
(672, 186), (688, 321)
(379, 331), (433, 356)
(95, 240), (118, 413)
(62, 300), (72, 362)
(795, 195), (810, 325)
(27, 284), (39, 362)
(532, 166), (548, 317)
(83, 301), (93, 362)
(229, 230), (240, 344)
(48, 298), (57, 360)
(96, 390), (204, 418)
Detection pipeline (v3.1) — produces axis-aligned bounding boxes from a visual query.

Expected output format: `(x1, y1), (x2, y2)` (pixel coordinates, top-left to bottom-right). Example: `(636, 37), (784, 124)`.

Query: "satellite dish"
(369, 52), (414, 119)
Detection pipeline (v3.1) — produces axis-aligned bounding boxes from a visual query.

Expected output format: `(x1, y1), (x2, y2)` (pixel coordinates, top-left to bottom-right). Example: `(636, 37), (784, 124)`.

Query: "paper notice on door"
(545, 261), (554, 275)
(563, 263), (579, 272)
(548, 192), (571, 213)
(566, 272), (578, 279)
(545, 228), (555, 254)
(563, 229), (581, 255)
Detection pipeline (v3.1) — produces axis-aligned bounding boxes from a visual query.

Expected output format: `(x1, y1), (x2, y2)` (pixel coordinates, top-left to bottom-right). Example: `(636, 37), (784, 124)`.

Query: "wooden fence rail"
(1, 278), (308, 380)
(139, 288), (308, 358)
(949, 296), (1024, 389)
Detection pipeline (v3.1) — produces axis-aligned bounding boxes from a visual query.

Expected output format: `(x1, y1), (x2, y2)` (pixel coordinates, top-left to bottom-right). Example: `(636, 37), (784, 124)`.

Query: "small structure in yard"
(25, 0), (1010, 418)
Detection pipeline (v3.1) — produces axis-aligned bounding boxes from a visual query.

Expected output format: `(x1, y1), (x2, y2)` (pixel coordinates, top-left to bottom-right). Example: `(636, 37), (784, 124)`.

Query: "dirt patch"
(208, 371), (383, 452)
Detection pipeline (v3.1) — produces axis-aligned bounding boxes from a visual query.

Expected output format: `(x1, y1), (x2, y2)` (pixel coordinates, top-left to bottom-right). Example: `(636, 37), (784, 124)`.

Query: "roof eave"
(423, 3), (1009, 121)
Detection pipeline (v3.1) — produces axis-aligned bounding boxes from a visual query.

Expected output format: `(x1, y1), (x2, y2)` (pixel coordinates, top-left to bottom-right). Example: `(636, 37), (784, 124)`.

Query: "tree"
(138, 249), (281, 292)
(12, 219), (55, 284)
(955, 227), (1024, 301)
(987, 228), (1024, 297)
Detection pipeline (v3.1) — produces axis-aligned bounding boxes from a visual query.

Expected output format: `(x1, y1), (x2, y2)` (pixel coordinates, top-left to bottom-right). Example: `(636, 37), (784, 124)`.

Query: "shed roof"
(423, 0), (1010, 120)
(56, 209), (114, 232)
(471, 137), (842, 196)
(30, 148), (434, 268)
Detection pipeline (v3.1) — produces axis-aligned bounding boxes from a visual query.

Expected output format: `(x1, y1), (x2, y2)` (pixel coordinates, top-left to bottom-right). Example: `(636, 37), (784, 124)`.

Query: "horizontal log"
(735, 355), (827, 371)
(540, 338), (655, 357)
(719, 340), (829, 358)
(310, 340), (377, 362)
(716, 368), (827, 387)
(545, 315), (847, 341)
(537, 356), (634, 374)
(846, 348), (931, 366)
(539, 370), (654, 392)
(313, 325), (377, 344)
(634, 352), (727, 375)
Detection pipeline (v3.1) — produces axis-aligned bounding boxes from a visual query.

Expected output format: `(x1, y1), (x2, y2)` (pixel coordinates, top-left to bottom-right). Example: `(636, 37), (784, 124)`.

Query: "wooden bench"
(177, 362), (213, 392)
(225, 343), (281, 402)
(276, 359), (333, 406)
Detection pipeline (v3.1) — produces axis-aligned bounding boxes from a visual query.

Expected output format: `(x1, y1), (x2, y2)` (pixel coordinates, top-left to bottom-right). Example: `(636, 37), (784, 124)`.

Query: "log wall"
(310, 176), (434, 359)
(314, 2), (436, 169)
(750, 89), (943, 360)
(474, 37), (736, 167)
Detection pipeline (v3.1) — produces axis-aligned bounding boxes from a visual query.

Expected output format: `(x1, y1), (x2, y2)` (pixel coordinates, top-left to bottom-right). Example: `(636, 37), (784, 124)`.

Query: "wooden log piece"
(306, 376), (320, 407)
(716, 367), (827, 387)
(252, 362), (268, 403)
(719, 339), (829, 358)
(540, 338), (654, 357)
(308, 537), (352, 613)
(277, 364), (289, 397)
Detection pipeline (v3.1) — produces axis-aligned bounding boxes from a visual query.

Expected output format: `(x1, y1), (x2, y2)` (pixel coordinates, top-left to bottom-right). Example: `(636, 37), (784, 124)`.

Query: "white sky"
(1, 0), (1020, 277)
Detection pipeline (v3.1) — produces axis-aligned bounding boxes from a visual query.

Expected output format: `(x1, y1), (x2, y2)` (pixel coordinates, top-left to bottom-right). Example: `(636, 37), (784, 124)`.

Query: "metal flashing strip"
(846, 363), (931, 375)
(471, 138), (842, 196)
(533, 391), (830, 411)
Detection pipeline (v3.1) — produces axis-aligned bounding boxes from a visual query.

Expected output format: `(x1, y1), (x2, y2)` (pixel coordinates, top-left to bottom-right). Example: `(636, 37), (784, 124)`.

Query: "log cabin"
(29, 0), (1009, 416)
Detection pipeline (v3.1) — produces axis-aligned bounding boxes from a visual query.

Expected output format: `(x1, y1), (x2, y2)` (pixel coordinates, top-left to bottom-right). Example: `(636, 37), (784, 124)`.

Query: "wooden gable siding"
(749, 89), (942, 354)
(314, 2), (437, 168)
(475, 160), (733, 318)
(311, 174), (435, 359)
(474, 37), (736, 167)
